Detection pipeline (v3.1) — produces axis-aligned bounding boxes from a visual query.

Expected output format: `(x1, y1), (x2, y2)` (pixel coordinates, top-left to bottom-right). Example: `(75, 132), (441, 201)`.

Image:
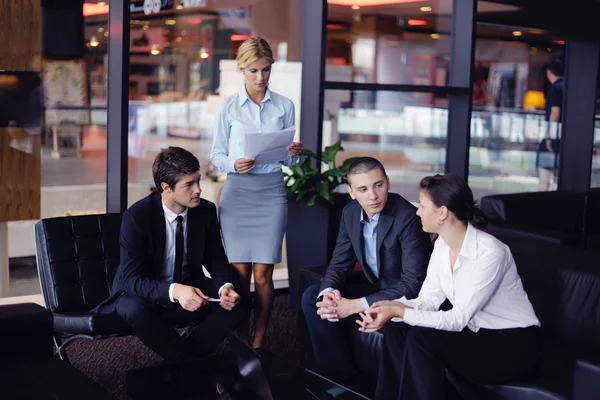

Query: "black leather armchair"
(34, 214), (132, 362)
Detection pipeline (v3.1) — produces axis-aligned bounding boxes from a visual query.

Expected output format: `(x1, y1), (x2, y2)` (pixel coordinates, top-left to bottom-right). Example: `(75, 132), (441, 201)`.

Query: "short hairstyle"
(152, 147), (200, 192)
(347, 157), (387, 184)
(545, 59), (564, 77)
(236, 37), (274, 70)
(419, 174), (487, 227)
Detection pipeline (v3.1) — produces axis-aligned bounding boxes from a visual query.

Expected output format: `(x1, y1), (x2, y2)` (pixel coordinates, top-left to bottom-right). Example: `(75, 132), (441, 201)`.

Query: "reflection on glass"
(326, 0), (453, 85)
(325, 90), (448, 203)
(592, 121), (600, 188)
(467, 18), (566, 200)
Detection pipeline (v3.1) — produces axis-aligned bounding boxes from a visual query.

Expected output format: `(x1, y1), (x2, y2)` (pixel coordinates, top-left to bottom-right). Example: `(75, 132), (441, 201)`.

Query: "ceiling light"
(97, 1), (106, 5)
(420, 6), (432, 12)
(165, 19), (177, 25)
(351, 5), (360, 10)
(89, 35), (99, 47)
(150, 44), (161, 55)
(512, 31), (523, 37)
(97, 27), (105, 33)
(430, 33), (440, 39)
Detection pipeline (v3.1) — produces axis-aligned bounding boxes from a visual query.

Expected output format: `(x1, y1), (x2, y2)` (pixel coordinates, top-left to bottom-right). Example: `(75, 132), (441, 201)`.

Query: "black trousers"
(301, 283), (378, 382)
(116, 278), (250, 363)
(376, 323), (541, 400)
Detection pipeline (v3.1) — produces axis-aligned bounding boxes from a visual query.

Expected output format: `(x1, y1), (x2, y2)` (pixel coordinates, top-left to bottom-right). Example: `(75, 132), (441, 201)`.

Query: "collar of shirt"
(237, 85), (272, 107)
(359, 209), (380, 225)
(161, 201), (189, 224)
(436, 222), (478, 264)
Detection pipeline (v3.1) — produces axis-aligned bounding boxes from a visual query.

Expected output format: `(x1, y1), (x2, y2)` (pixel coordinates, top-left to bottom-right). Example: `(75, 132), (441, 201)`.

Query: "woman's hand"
(286, 141), (303, 156)
(355, 302), (406, 333)
(234, 157), (255, 174)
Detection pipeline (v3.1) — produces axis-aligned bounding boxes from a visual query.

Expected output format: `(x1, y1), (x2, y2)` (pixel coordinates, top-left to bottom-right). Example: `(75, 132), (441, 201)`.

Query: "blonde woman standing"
(210, 37), (303, 349)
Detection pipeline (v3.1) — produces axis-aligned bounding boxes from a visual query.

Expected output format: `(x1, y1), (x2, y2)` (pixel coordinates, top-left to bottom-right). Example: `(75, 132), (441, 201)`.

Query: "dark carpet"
(65, 292), (304, 400)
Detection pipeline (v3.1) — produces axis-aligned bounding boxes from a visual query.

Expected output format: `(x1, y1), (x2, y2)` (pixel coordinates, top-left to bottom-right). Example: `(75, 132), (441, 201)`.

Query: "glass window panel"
(326, 0), (454, 86)
(325, 89), (448, 203)
(467, 14), (566, 200)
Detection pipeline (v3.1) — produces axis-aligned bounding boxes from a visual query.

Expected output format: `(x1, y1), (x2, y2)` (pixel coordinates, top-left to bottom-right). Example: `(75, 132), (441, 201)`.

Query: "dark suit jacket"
(319, 192), (432, 306)
(94, 191), (234, 314)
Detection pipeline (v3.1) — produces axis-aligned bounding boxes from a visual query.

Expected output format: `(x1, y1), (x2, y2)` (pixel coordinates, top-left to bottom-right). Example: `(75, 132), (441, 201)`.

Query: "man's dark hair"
(152, 146), (200, 192)
(347, 157), (387, 185)
(545, 59), (564, 77)
(419, 174), (487, 227)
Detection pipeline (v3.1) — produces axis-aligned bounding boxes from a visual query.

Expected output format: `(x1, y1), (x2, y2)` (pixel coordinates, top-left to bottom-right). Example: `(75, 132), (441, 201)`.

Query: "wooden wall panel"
(0, 0), (41, 221)
(0, 0), (41, 72)
(0, 128), (41, 221)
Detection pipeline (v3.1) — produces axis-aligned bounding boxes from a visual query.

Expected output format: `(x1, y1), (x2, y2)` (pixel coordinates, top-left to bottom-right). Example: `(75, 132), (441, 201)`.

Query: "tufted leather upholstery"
(35, 214), (132, 354)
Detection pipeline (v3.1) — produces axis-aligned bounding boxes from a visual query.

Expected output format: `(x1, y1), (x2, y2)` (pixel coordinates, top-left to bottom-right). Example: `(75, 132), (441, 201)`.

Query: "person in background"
(358, 174), (541, 400)
(536, 59), (564, 191)
(210, 37), (303, 349)
(301, 157), (432, 387)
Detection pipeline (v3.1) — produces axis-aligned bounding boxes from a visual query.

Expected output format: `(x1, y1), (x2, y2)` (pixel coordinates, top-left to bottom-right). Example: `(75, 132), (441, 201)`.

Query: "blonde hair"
(236, 37), (274, 70)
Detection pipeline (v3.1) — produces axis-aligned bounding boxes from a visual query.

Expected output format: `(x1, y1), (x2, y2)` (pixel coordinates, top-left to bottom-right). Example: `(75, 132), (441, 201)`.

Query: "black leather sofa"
(0, 302), (116, 399)
(297, 243), (600, 399)
(480, 190), (600, 248)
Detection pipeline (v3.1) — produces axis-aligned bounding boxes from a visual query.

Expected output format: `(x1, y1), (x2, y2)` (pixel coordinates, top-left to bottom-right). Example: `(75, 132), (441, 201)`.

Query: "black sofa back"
(35, 214), (122, 314)
(481, 189), (600, 247)
(515, 252), (600, 350)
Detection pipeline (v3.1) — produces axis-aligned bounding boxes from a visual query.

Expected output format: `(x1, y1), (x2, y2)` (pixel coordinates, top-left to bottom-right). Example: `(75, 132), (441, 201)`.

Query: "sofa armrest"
(0, 303), (54, 360)
(574, 359), (600, 400)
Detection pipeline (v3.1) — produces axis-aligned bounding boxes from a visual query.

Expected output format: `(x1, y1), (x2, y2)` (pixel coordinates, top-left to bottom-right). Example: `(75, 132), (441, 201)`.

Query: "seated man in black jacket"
(94, 146), (248, 362)
(301, 157), (432, 383)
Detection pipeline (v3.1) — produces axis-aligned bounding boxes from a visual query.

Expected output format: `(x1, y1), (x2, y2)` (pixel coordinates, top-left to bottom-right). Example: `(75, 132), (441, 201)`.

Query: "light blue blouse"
(210, 85), (298, 174)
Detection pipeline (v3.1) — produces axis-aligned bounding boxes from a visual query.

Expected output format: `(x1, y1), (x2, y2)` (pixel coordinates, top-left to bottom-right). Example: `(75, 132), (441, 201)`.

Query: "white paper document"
(244, 127), (295, 165)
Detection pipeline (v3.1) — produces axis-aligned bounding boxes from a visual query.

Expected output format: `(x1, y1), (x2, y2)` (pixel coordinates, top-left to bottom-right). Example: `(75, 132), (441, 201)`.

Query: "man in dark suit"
(94, 147), (248, 362)
(301, 157), (432, 383)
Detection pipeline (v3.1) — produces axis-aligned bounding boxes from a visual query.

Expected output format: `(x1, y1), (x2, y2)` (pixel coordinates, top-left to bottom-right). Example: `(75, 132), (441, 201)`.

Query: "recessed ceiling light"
(430, 33), (440, 39)
(351, 5), (360, 10)
(165, 19), (177, 25)
(512, 31), (523, 37)
(97, 1), (106, 6)
(420, 6), (432, 12)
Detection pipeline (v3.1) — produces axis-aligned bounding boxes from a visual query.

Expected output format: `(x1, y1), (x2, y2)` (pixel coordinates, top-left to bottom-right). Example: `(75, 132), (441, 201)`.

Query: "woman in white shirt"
(357, 174), (541, 400)
(210, 37), (302, 349)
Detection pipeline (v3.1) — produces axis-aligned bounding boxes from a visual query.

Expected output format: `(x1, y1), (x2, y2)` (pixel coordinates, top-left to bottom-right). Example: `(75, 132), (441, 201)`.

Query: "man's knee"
(116, 295), (157, 326)
(301, 284), (321, 316)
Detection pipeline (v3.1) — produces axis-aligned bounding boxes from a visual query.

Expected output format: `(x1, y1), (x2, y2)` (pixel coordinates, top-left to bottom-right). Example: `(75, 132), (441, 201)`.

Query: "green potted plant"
(284, 140), (358, 306)
(284, 140), (358, 206)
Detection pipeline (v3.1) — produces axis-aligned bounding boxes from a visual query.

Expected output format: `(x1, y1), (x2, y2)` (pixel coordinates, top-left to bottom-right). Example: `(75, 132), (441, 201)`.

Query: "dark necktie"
(173, 215), (184, 283)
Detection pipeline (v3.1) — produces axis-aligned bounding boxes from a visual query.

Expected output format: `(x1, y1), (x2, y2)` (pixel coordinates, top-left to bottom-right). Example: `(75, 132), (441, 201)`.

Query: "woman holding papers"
(356, 174), (541, 400)
(210, 37), (303, 349)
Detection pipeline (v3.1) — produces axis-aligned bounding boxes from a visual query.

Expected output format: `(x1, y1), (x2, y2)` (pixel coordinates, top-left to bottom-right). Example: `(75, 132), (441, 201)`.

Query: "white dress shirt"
(162, 202), (232, 302)
(210, 85), (298, 174)
(392, 224), (540, 332)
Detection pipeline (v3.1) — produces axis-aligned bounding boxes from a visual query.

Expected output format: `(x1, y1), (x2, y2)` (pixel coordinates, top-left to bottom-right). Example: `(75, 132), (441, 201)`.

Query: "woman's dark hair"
(419, 174), (488, 227)
(152, 146), (200, 192)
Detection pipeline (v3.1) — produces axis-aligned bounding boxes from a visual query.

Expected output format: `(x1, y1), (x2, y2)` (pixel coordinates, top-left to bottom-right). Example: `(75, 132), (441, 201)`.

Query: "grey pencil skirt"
(218, 170), (287, 264)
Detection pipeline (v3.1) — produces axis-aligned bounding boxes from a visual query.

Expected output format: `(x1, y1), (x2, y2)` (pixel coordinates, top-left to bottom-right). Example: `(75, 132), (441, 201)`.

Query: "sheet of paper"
(244, 127), (295, 165)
